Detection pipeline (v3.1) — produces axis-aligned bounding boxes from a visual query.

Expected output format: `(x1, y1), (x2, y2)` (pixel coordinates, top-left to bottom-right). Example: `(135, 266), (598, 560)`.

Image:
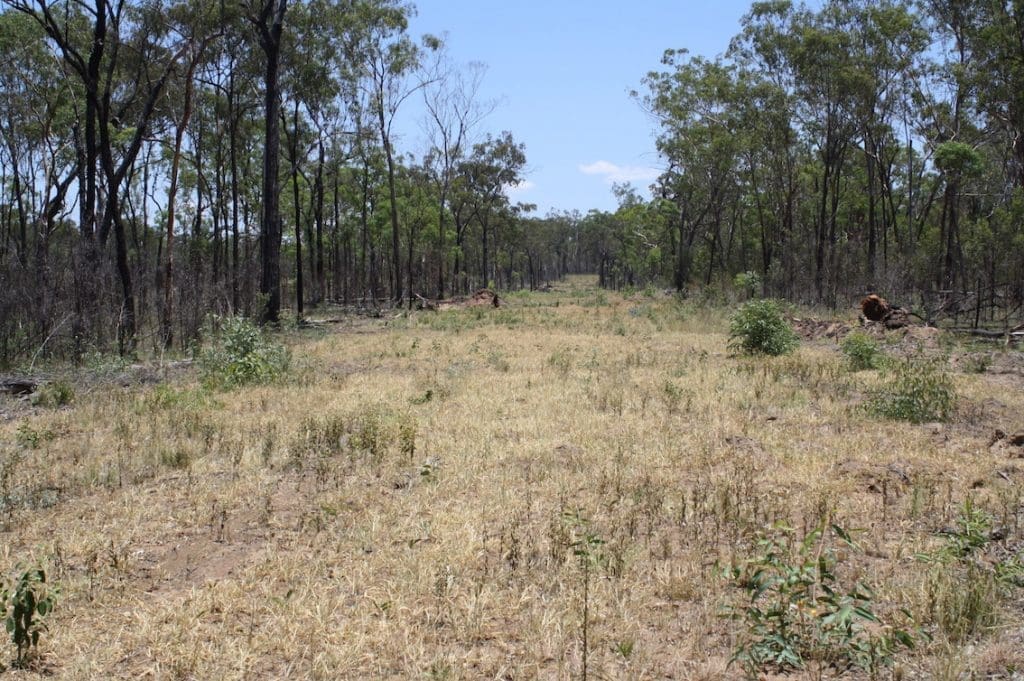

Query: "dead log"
(1, 378), (38, 396)
(415, 293), (438, 311)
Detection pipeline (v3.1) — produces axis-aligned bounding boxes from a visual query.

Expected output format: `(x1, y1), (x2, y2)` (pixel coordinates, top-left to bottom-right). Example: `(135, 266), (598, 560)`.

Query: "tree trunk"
(255, 0), (288, 325)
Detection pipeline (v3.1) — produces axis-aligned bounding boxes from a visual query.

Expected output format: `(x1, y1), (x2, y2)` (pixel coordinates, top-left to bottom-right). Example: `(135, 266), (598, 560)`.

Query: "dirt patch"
(833, 459), (926, 497)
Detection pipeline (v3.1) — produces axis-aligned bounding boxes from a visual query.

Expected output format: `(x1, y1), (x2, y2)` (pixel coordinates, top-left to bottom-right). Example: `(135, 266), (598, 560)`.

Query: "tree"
(356, 0), (436, 302)
(245, 0), (288, 325)
(460, 131), (526, 289)
(423, 55), (491, 297)
(6, 0), (192, 352)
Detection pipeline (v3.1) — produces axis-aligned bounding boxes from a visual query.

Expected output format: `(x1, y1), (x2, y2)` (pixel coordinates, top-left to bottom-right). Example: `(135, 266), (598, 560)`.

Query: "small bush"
(868, 358), (956, 423)
(2, 567), (56, 668)
(733, 271), (762, 300)
(723, 523), (917, 676)
(840, 332), (885, 371)
(31, 380), (74, 408)
(199, 317), (290, 389)
(729, 299), (799, 356)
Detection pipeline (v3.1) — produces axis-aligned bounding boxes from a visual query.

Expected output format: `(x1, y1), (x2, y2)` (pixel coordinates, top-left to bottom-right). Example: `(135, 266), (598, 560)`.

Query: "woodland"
(0, 0), (1022, 364)
(1, 2), (1024, 679)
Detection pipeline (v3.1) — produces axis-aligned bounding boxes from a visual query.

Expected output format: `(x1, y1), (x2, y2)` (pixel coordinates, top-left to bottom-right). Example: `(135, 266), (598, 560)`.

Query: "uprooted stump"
(861, 294), (910, 329)
(861, 294), (890, 321)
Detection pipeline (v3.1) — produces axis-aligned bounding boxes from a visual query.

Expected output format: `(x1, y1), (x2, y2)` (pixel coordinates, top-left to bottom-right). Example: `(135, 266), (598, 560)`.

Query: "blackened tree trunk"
(251, 0), (288, 325)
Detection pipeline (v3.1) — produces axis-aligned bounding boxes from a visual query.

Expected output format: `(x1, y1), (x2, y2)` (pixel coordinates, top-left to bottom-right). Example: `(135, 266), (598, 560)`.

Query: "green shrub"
(840, 332), (884, 371)
(199, 317), (290, 389)
(31, 380), (74, 408)
(2, 567), (56, 668)
(868, 358), (956, 423)
(723, 524), (917, 676)
(729, 299), (799, 356)
(733, 271), (762, 300)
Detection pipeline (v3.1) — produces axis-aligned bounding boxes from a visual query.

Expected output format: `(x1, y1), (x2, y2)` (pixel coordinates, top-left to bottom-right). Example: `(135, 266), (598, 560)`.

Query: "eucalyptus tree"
(353, 0), (437, 302)
(422, 55), (492, 297)
(0, 8), (78, 355)
(642, 51), (743, 290)
(278, 0), (341, 317)
(841, 0), (927, 283)
(459, 131), (526, 289)
(159, 0), (224, 348)
(244, 0), (288, 324)
(5, 0), (196, 352)
(969, 1), (1024, 190)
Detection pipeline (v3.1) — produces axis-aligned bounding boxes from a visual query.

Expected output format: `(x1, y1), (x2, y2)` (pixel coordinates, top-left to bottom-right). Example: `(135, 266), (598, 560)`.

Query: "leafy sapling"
(3, 567), (57, 668)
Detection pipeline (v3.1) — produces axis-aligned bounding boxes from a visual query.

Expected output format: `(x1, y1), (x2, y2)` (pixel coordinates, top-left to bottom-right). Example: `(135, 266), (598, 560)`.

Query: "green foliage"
(840, 332), (885, 371)
(199, 317), (290, 389)
(723, 523), (916, 677)
(868, 358), (956, 423)
(728, 299), (799, 356)
(916, 501), (1022, 642)
(31, 380), (74, 408)
(933, 141), (983, 178)
(14, 424), (55, 450)
(2, 568), (56, 668)
(733, 271), (762, 300)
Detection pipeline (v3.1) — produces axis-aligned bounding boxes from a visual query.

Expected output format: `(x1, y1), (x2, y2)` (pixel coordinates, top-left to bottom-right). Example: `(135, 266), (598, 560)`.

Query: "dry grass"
(1, 275), (1022, 679)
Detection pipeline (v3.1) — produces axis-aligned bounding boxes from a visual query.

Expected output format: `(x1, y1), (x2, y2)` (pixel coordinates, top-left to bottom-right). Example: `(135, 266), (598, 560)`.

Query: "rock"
(1009, 432), (1024, 447)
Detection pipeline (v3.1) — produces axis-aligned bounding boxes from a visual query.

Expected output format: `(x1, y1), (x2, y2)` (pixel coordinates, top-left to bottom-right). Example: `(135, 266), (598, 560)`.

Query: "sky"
(401, 0), (760, 216)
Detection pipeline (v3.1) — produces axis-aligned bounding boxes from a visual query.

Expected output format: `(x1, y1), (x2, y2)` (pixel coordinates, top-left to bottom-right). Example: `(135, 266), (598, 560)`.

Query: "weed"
(722, 523), (917, 677)
(868, 358), (956, 423)
(31, 380), (74, 408)
(291, 405), (417, 467)
(2, 567), (56, 668)
(960, 352), (991, 374)
(159, 448), (191, 470)
(841, 332), (885, 371)
(486, 350), (511, 372)
(728, 299), (799, 356)
(15, 424), (54, 450)
(916, 500), (1024, 642)
(662, 381), (686, 414)
(613, 638), (635, 660)
(565, 511), (608, 681)
(548, 348), (574, 374)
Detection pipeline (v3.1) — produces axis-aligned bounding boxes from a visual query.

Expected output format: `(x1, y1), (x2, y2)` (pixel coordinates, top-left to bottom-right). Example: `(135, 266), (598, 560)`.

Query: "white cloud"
(504, 180), (535, 197)
(579, 160), (660, 184)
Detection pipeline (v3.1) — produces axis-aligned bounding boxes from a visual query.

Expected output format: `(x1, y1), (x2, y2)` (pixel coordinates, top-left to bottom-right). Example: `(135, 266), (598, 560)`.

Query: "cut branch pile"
(416, 289), (501, 311)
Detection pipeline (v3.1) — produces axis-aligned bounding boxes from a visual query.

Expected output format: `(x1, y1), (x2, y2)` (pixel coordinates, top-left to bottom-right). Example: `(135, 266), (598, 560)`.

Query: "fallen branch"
(0, 378), (38, 396)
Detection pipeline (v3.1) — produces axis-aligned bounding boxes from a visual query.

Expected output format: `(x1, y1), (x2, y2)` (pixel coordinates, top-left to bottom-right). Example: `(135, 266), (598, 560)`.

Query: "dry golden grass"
(1, 275), (1022, 679)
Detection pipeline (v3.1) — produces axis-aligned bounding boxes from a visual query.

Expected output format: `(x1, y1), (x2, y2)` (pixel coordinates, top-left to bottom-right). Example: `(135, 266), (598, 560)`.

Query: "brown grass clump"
(1, 276), (1022, 679)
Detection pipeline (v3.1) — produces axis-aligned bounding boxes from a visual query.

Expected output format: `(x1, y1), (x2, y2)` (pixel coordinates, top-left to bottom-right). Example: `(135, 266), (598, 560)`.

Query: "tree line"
(2, 0), (1023, 366)
(589, 0), (1024, 327)
(0, 0), (573, 365)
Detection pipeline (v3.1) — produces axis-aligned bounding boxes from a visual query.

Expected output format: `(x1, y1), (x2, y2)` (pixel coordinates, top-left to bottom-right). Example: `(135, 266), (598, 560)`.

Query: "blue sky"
(402, 1), (759, 216)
